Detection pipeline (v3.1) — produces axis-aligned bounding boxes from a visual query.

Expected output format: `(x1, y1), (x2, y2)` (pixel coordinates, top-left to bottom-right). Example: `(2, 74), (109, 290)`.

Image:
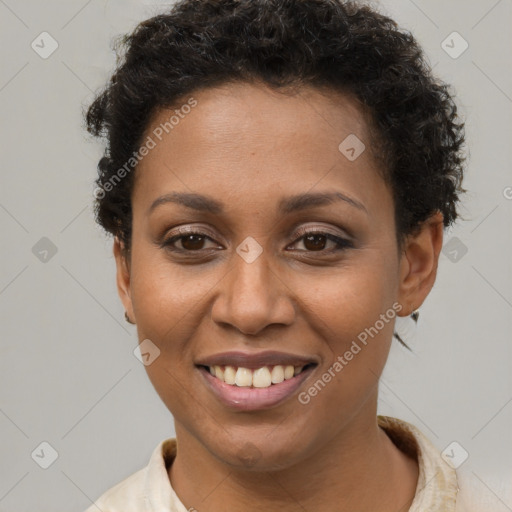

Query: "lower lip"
(198, 365), (316, 411)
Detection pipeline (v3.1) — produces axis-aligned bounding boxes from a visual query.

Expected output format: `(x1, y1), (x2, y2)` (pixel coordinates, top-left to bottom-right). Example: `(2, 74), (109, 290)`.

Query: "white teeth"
(284, 365), (295, 379)
(208, 364), (309, 388)
(223, 365), (237, 385)
(235, 367), (253, 387)
(270, 365), (285, 384)
(252, 367), (272, 388)
(214, 366), (224, 380)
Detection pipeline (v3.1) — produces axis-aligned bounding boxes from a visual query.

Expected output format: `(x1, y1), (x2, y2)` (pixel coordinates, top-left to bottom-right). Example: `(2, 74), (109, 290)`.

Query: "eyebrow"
(148, 191), (368, 215)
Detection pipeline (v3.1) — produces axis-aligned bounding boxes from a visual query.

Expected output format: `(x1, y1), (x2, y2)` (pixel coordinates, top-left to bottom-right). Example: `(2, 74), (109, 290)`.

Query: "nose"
(211, 246), (296, 336)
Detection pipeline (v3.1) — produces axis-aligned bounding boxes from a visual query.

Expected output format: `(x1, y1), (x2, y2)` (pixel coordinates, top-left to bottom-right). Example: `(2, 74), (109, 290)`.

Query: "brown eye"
(161, 231), (219, 252)
(180, 234), (207, 251)
(303, 234), (328, 251)
(290, 230), (353, 253)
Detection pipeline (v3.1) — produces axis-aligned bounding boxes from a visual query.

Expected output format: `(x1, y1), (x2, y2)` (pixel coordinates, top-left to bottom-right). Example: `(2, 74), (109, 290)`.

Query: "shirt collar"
(378, 415), (459, 511)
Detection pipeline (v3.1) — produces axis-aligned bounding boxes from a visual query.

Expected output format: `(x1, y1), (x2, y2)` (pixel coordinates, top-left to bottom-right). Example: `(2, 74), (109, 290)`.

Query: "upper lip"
(196, 350), (319, 369)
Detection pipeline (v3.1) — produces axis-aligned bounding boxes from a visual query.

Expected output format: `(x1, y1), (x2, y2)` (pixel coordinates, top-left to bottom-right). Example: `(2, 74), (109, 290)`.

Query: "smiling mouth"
(198, 363), (316, 389)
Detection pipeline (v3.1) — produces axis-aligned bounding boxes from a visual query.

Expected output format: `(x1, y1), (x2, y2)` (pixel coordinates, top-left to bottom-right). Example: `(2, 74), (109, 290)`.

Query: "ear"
(113, 237), (135, 323)
(396, 211), (444, 316)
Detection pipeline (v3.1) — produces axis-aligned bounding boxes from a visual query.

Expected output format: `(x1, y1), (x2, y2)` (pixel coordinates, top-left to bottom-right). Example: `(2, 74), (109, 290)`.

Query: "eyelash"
(160, 227), (353, 255)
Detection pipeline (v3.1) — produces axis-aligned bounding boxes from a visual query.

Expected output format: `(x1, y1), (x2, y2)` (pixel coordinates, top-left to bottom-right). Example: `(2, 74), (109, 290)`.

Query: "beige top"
(85, 416), (500, 511)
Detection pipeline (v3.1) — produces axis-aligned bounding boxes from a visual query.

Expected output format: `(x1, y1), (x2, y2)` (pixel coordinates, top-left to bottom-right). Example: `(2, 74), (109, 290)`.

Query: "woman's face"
(115, 82), (436, 470)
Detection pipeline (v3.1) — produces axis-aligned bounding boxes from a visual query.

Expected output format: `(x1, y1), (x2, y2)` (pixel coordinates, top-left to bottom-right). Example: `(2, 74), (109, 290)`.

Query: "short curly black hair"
(85, 0), (466, 255)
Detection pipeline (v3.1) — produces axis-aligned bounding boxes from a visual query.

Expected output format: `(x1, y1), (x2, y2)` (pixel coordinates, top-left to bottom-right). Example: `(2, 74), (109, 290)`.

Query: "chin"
(208, 432), (310, 472)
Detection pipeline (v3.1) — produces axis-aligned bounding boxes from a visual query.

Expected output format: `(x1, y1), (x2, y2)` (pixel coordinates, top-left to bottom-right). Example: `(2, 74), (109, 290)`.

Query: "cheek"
(129, 247), (215, 343)
(295, 248), (399, 398)
(299, 248), (400, 342)
(296, 295), (396, 436)
(127, 251), (210, 413)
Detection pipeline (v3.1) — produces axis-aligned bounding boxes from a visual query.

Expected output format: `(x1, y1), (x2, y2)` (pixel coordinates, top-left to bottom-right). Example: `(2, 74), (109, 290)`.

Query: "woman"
(83, 0), (475, 510)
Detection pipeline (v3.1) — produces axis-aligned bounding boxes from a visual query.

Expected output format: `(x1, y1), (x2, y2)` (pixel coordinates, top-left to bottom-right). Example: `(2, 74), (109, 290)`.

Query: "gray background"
(0, 0), (511, 510)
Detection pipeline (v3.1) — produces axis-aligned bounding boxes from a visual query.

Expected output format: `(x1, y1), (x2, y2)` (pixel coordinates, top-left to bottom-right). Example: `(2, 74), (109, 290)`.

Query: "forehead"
(133, 81), (389, 219)
(145, 81), (372, 156)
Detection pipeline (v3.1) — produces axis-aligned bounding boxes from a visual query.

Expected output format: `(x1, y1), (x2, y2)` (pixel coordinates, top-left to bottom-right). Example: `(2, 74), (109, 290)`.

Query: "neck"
(169, 409), (418, 512)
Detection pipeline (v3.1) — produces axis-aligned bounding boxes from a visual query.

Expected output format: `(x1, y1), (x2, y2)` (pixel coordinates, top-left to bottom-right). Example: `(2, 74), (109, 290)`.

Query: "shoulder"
(378, 416), (510, 512)
(84, 438), (178, 512)
(84, 466), (147, 512)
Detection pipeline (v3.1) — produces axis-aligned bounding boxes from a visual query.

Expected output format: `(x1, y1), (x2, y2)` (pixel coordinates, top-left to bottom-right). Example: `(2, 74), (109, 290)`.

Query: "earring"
(125, 312), (135, 324)
(411, 310), (419, 323)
